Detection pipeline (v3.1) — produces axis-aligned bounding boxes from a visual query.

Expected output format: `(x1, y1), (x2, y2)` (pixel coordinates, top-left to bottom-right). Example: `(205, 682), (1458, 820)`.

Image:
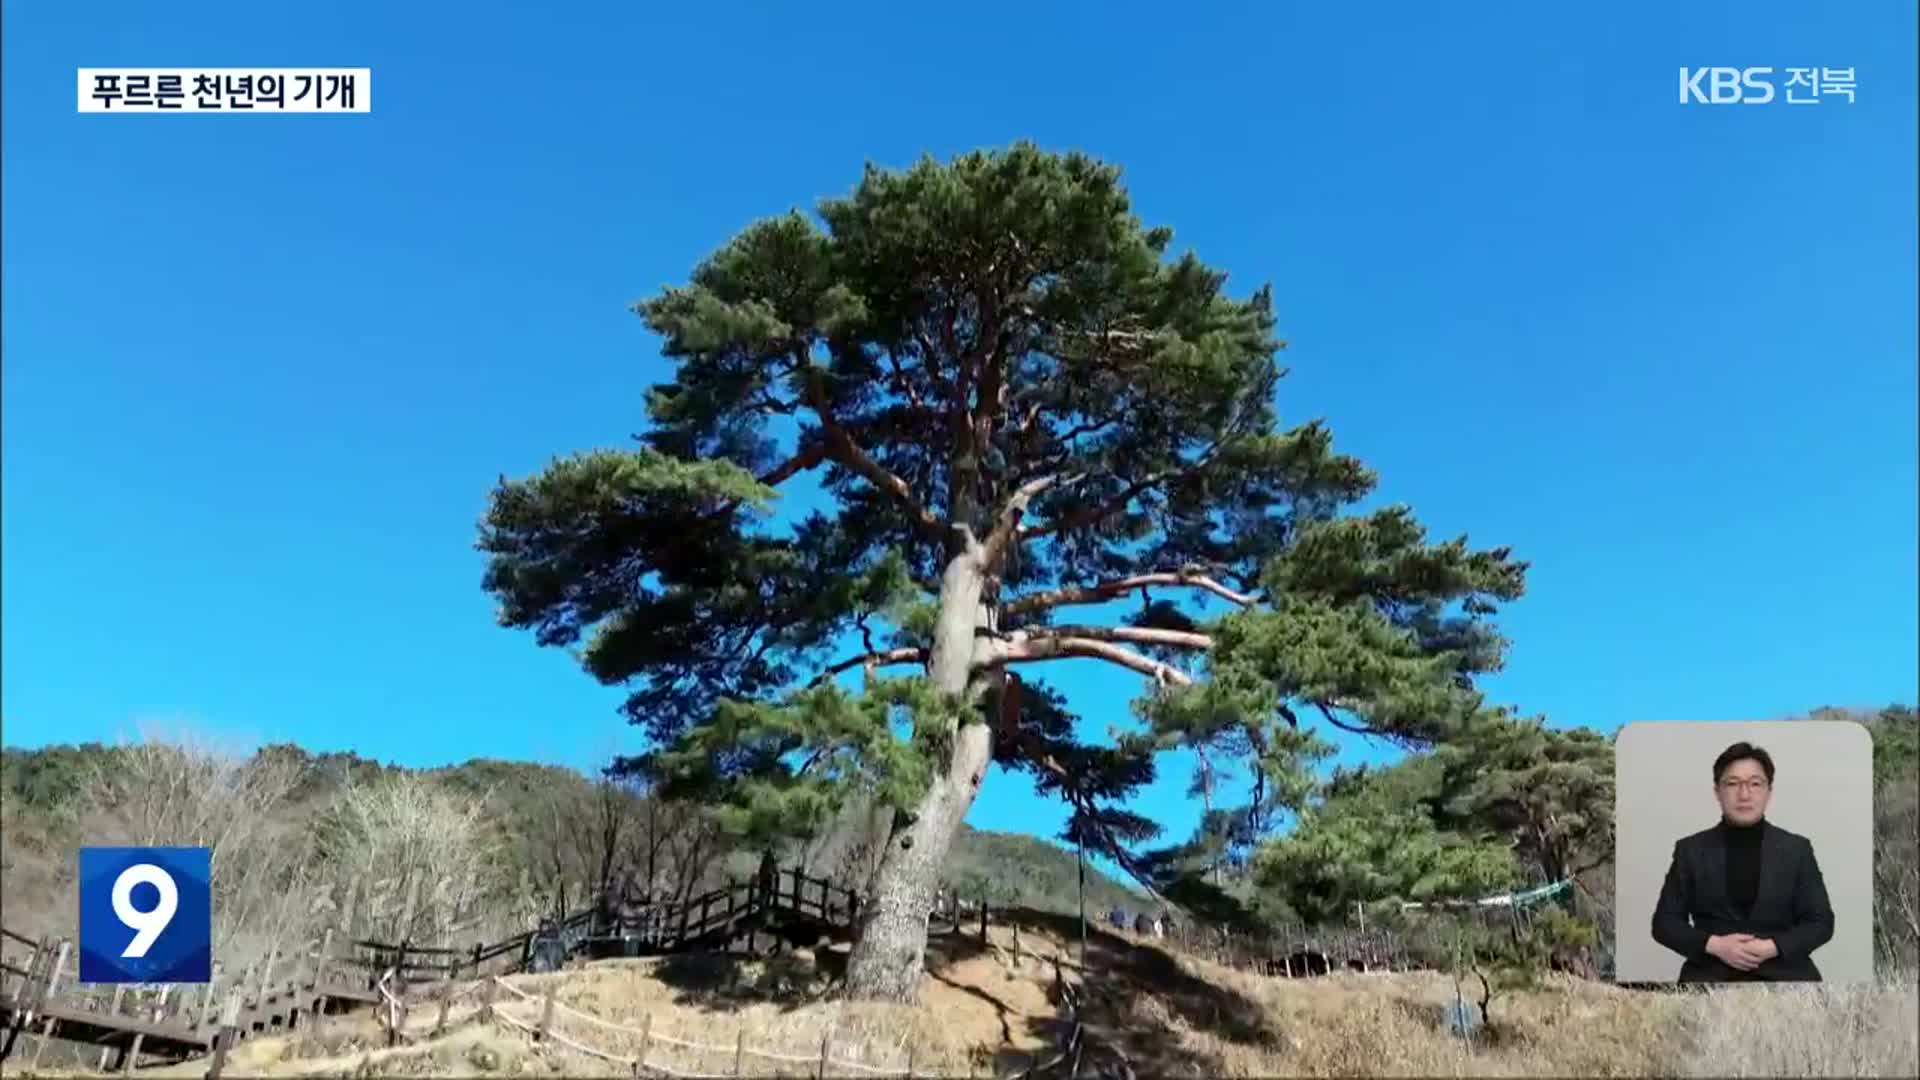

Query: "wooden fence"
(340, 865), (864, 988)
(475, 958), (1093, 1079)
(0, 924), (382, 1074)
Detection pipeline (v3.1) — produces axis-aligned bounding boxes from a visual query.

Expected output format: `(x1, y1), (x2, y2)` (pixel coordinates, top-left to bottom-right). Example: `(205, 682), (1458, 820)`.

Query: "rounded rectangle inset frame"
(1613, 719), (1874, 985)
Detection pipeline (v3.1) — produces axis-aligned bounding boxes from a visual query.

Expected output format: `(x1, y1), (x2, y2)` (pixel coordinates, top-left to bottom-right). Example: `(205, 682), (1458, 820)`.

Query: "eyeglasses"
(1719, 779), (1770, 794)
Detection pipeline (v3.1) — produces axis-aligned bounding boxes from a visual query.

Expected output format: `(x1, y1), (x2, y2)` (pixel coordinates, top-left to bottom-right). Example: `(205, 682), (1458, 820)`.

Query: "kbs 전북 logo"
(1678, 66), (1857, 105)
(77, 847), (213, 984)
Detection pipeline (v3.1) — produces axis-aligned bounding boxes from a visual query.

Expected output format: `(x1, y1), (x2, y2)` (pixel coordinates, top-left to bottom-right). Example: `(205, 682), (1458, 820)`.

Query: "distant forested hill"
(0, 738), (1143, 950)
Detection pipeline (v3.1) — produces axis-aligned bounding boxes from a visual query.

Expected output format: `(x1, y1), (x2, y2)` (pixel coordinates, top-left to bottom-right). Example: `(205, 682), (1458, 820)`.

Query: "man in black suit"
(1651, 741), (1835, 982)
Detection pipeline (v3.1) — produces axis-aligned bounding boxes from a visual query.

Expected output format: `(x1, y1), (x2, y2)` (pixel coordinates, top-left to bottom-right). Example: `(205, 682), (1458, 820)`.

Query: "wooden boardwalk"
(0, 864), (1456, 1074)
(0, 927), (387, 1072)
(0, 864), (858, 1071)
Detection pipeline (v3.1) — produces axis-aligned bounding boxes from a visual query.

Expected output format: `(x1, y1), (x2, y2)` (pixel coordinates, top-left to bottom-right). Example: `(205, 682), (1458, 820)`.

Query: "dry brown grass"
(7, 913), (1914, 1078)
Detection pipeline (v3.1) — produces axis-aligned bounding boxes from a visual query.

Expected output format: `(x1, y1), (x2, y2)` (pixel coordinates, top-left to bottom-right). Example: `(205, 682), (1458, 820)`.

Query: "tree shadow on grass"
(998, 906), (1291, 1078)
(926, 967), (1018, 1046)
(627, 907), (1291, 1076)
(647, 938), (847, 1013)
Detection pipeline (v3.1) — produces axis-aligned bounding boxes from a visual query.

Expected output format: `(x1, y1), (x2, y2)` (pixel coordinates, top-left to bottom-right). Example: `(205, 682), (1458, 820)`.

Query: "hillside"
(0, 739), (1143, 947)
(13, 906), (1918, 1079)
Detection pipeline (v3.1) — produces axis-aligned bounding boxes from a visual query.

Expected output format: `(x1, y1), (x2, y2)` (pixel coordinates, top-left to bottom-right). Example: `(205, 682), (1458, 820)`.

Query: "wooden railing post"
(41, 937), (69, 1002)
(3, 938), (32, 1007)
(435, 969), (454, 1037)
(205, 989), (243, 1080)
(338, 877), (360, 948)
(123, 986), (171, 1075)
(261, 944), (280, 1000)
(536, 982), (557, 1041)
(17, 936), (43, 1013)
(386, 968), (403, 1048)
(29, 937), (51, 1000)
(398, 877), (421, 956)
(478, 976), (498, 1023)
(313, 936), (334, 993)
(26, 938), (70, 1071)
(200, 960), (223, 1030)
(315, 929), (333, 987)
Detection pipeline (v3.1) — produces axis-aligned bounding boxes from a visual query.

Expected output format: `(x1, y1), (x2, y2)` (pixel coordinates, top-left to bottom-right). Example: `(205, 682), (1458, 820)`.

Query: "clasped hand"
(1707, 933), (1779, 971)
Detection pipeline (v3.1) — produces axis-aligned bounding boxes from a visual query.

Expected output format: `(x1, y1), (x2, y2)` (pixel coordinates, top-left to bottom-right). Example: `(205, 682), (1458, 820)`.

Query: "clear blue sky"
(4, 2), (1915, 868)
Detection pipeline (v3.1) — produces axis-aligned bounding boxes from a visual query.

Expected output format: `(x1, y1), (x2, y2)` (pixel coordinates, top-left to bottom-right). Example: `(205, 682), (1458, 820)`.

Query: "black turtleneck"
(1722, 818), (1764, 917)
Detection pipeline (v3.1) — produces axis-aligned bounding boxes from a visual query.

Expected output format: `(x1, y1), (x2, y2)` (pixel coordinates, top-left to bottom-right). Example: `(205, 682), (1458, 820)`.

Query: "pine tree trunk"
(842, 548), (995, 1002)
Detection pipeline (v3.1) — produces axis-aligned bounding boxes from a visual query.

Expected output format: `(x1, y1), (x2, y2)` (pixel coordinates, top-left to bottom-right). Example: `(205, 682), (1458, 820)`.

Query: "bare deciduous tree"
(626, 782), (728, 905)
(76, 724), (307, 962)
(1873, 779), (1919, 974)
(804, 796), (892, 899)
(307, 770), (508, 946)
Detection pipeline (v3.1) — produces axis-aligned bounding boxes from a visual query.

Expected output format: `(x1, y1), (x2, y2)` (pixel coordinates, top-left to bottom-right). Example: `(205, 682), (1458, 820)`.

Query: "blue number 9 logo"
(111, 863), (179, 958)
(79, 847), (211, 984)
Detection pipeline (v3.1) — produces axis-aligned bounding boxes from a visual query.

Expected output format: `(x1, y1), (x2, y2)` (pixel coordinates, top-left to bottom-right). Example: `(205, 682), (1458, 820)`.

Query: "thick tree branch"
(1003, 569), (1256, 617)
(809, 647), (928, 687)
(1023, 624), (1213, 651)
(910, 330), (961, 406)
(883, 351), (926, 411)
(756, 444), (827, 488)
(696, 444), (828, 520)
(980, 472), (1083, 573)
(992, 634), (1195, 686)
(943, 306), (967, 404)
(1312, 701), (1386, 737)
(799, 362), (951, 544)
(795, 743), (837, 776)
(1019, 468), (1174, 542)
(1020, 392), (1255, 542)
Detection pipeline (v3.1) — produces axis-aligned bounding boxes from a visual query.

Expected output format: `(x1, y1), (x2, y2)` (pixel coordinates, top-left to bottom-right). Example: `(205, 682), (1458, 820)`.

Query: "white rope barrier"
(494, 1007), (733, 1080)
(742, 1043), (842, 1067)
(494, 1008), (615, 1062)
(490, 977), (537, 1002)
(490, 976), (907, 1072)
(817, 1055), (907, 1074)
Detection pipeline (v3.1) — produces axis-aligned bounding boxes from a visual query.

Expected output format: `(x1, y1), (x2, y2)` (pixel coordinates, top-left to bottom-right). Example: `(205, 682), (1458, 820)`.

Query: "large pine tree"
(477, 143), (1528, 1000)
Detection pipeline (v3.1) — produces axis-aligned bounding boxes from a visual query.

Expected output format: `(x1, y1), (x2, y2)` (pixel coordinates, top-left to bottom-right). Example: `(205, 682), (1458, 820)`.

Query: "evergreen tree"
(1252, 754), (1520, 923)
(1429, 711), (1615, 887)
(477, 144), (1527, 1000)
